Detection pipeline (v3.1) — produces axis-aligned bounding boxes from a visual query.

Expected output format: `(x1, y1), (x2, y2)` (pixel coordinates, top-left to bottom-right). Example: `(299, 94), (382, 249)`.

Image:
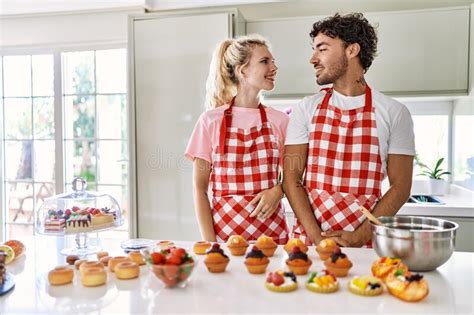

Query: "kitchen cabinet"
(247, 7), (470, 98)
(129, 9), (244, 240)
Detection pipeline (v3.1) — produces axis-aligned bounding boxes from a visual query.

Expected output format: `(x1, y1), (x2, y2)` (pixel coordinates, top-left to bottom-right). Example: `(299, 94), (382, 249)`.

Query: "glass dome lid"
(35, 177), (123, 235)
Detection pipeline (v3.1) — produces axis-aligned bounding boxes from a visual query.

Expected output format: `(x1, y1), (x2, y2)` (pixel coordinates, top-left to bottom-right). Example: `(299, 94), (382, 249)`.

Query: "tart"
(324, 252), (353, 277)
(204, 243), (230, 273)
(385, 269), (429, 302)
(316, 239), (340, 260)
(244, 246), (270, 274)
(283, 238), (308, 254)
(265, 270), (298, 292)
(226, 235), (249, 256)
(348, 275), (384, 296)
(255, 235), (278, 257)
(305, 270), (339, 293)
(371, 256), (409, 281)
(286, 246), (312, 275)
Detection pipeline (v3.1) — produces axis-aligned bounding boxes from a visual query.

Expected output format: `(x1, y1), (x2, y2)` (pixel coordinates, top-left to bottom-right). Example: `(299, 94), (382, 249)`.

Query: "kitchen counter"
(1, 236), (473, 314)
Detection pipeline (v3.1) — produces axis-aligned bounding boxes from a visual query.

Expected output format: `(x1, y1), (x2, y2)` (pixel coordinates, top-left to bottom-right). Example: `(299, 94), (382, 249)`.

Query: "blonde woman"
(185, 35), (289, 244)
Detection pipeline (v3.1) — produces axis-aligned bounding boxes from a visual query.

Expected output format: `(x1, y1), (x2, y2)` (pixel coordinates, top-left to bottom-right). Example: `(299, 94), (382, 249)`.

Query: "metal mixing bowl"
(370, 216), (458, 271)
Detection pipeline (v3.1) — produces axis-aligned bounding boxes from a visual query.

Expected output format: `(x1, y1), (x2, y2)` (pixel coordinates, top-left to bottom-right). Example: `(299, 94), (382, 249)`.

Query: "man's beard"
(316, 53), (348, 85)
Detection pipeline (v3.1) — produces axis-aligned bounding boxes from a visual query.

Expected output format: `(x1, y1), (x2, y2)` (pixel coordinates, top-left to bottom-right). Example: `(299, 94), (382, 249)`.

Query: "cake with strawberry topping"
(324, 251), (353, 277)
(305, 270), (339, 293)
(286, 246), (312, 275)
(265, 270), (297, 292)
(244, 246), (269, 274)
(385, 269), (429, 302)
(204, 243), (230, 273)
(371, 256), (409, 281)
(349, 275), (384, 296)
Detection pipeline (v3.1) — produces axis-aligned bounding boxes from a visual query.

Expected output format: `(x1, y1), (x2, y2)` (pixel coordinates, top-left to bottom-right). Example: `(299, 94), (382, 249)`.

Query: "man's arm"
(323, 154), (414, 246)
(282, 144), (323, 245)
(193, 158), (217, 242)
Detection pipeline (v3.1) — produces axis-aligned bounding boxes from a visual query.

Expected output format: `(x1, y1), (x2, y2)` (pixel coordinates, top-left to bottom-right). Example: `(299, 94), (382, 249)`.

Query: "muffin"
(193, 241), (211, 255)
(284, 238), (308, 254)
(348, 275), (384, 296)
(226, 235), (249, 256)
(255, 235), (278, 257)
(385, 269), (429, 302)
(244, 246), (270, 274)
(316, 239), (340, 260)
(265, 270), (298, 292)
(371, 256), (409, 281)
(204, 243), (230, 273)
(286, 246), (312, 275)
(157, 240), (175, 250)
(305, 270), (339, 293)
(324, 252), (353, 277)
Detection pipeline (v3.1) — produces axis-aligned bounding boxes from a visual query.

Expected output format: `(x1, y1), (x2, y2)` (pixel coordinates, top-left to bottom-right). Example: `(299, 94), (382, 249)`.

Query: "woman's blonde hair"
(205, 34), (270, 109)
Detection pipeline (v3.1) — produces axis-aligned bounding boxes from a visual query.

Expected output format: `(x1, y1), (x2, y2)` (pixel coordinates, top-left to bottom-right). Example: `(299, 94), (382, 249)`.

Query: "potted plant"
(417, 157), (451, 195)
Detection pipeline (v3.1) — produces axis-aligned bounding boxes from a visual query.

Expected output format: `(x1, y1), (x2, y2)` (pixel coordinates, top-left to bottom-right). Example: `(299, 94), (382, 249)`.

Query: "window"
(1, 48), (129, 240)
(453, 99), (474, 190)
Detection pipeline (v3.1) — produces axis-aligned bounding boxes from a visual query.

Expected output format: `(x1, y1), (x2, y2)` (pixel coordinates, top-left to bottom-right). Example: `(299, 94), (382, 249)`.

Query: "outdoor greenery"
(417, 157), (451, 180)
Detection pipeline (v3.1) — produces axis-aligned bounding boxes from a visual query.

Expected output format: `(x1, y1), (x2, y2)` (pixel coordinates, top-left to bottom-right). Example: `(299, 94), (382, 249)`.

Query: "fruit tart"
(204, 243), (230, 273)
(316, 239), (340, 260)
(371, 256), (409, 281)
(265, 270), (297, 292)
(244, 246), (270, 274)
(255, 235), (278, 257)
(283, 238), (308, 254)
(348, 275), (384, 296)
(385, 269), (429, 302)
(226, 235), (249, 256)
(286, 246), (312, 275)
(305, 270), (339, 293)
(323, 251), (352, 277)
(3, 240), (25, 259)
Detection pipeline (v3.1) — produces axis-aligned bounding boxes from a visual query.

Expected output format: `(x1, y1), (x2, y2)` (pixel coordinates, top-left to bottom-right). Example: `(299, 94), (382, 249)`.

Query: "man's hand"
(321, 223), (371, 247)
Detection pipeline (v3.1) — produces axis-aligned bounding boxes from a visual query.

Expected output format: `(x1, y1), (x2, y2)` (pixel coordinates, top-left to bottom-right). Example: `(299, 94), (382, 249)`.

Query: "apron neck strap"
(321, 85), (372, 109)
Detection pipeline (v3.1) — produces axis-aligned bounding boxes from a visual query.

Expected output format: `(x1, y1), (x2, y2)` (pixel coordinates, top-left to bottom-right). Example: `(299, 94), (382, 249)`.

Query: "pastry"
(255, 235), (278, 257)
(65, 214), (92, 233)
(265, 270), (298, 292)
(0, 251), (6, 285)
(79, 261), (104, 274)
(0, 245), (15, 265)
(81, 267), (107, 287)
(44, 218), (65, 233)
(109, 256), (131, 272)
(193, 241), (211, 255)
(48, 266), (74, 285)
(349, 275), (384, 296)
(385, 269), (429, 302)
(96, 251), (109, 260)
(157, 240), (175, 250)
(286, 246), (312, 275)
(91, 213), (115, 228)
(305, 270), (339, 293)
(371, 256), (409, 281)
(66, 255), (80, 265)
(284, 238), (308, 254)
(74, 259), (87, 270)
(3, 240), (25, 258)
(204, 243), (230, 273)
(99, 256), (112, 266)
(316, 239), (340, 260)
(115, 261), (140, 279)
(244, 246), (270, 274)
(226, 235), (249, 256)
(324, 252), (353, 277)
(128, 251), (146, 265)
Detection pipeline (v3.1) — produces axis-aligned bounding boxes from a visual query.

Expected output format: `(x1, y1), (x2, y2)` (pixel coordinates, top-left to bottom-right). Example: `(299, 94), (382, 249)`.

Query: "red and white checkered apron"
(293, 86), (384, 246)
(210, 99), (288, 244)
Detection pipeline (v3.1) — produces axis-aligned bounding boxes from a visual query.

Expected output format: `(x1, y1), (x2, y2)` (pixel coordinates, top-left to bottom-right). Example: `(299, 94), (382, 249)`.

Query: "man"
(282, 13), (415, 247)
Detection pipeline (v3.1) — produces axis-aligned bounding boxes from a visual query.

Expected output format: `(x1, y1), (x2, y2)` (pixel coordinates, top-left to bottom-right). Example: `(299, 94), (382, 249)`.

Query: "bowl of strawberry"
(142, 246), (195, 288)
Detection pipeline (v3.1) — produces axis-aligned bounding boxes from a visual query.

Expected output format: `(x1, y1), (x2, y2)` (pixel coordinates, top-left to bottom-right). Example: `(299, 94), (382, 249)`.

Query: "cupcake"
(193, 241), (211, 255)
(385, 269), (429, 302)
(324, 252), (353, 277)
(316, 239), (340, 260)
(204, 243), (230, 273)
(371, 256), (409, 281)
(157, 240), (175, 250)
(283, 238), (308, 254)
(305, 270), (339, 293)
(226, 235), (249, 256)
(265, 270), (297, 292)
(348, 275), (384, 296)
(244, 246), (270, 274)
(286, 246), (312, 275)
(255, 235), (278, 257)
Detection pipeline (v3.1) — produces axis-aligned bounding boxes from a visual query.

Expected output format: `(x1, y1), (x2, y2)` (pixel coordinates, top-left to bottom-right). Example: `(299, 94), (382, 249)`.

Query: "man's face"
(309, 33), (348, 85)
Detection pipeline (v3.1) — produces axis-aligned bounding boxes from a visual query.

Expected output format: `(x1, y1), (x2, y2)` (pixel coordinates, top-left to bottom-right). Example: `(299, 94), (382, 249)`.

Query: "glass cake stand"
(35, 177), (123, 256)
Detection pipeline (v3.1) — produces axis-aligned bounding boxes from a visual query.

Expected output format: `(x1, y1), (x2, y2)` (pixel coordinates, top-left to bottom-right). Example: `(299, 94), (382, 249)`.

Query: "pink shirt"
(185, 105), (289, 164)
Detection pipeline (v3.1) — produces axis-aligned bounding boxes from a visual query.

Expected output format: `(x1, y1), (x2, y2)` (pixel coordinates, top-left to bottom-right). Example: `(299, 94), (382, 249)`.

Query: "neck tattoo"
(355, 76), (366, 87)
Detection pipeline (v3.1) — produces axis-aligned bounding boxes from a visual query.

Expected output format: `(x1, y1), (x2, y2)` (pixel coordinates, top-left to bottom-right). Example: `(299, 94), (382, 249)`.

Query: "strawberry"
(170, 248), (186, 259)
(266, 272), (273, 283)
(165, 255), (182, 265)
(272, 273), (284, 286)
(151, 252), (165, 265)
(72, 206), (80, 212)
(65, 209), (72, 217)
(163, 264), (179, 278)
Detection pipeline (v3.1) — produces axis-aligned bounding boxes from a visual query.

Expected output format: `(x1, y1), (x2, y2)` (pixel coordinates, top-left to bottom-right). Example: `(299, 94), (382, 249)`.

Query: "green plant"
(417, 158), (451, 180)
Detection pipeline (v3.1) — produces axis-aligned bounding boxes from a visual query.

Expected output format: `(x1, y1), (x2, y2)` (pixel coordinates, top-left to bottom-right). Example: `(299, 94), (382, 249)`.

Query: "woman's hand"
(249, 185), (284, 220)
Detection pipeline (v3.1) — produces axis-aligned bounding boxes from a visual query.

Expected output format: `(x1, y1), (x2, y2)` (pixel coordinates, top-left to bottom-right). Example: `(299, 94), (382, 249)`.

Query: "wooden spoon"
(359, 206), (384, 226)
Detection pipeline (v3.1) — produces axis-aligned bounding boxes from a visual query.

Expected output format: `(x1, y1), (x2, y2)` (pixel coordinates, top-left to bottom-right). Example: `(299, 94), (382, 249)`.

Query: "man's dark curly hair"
(310, 13), (377, 72)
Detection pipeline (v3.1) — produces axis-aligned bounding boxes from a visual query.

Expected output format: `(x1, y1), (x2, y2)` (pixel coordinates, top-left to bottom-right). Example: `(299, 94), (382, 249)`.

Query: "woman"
(185, 35), (289, 244)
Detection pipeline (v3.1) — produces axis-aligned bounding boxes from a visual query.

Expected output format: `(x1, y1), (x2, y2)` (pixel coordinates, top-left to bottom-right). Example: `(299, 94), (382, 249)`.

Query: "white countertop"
(1, 236), (473, 314)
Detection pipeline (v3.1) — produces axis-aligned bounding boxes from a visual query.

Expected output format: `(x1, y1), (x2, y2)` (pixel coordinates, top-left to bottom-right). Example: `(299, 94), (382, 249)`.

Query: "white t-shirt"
(285, 88), (415, 176)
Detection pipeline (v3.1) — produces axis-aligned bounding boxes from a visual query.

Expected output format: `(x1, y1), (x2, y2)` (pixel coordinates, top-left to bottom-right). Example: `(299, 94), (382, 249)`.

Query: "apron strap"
(321, 85), (372, 110)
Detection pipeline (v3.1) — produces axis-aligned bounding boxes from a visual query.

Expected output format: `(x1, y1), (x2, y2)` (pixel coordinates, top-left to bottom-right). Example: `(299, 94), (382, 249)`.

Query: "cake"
(286, 246), (312, 275)
(44, 218), (66, 233)
(265, 270), (298, 292)
(324, 252), (353, 277)
(65, 214), (92, 233)
(305, 270), (339, 293)
(284, 238), (308, 254)
(316, 239), (340, 260)
(244, 246), (270, 274)
(371, 256), (409, 281)
(348, 275), (384, 296)
(255, 235), (278, 257)
(204, 243), (230, 273)
(91, 213), (115, 229)
(385, 269), (429, 302)
(226, 235), (249, 256)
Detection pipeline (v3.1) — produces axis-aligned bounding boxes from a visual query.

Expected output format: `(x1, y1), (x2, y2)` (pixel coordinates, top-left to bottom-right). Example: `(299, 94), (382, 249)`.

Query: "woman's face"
(239, 45), (277, 91)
